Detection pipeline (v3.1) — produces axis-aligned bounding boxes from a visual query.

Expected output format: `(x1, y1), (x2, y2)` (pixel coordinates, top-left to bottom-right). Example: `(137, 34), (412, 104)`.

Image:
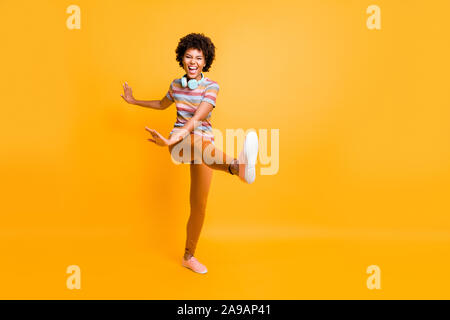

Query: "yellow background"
(1, 0), (449, 299)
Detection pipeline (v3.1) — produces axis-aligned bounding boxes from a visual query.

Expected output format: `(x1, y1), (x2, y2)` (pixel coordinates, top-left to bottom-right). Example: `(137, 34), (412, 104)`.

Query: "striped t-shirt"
(166, 76), (220, 142)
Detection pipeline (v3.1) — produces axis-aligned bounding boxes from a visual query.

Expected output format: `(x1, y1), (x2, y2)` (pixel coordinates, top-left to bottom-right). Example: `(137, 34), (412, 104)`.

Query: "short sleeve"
(202, 83), (220, 108)
(166, 82), (174, 101)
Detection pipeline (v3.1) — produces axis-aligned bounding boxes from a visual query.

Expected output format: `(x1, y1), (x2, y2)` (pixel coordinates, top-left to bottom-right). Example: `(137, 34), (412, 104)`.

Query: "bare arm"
(134, 96), (173, 110)
(145, 101), (214, 147)
(120, 82), (173, 110)
(172, 101), (214, 140)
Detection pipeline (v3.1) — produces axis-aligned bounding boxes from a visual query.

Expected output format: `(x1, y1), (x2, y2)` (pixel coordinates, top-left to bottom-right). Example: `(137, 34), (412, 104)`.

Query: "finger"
(155, 133), (164, 140)
(152, 129), (162, 137)
(147, 139), (156, 143)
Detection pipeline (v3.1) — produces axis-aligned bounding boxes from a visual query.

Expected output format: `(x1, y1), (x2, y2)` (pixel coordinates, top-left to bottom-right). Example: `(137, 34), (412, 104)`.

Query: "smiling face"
(182, 48), (205, 81)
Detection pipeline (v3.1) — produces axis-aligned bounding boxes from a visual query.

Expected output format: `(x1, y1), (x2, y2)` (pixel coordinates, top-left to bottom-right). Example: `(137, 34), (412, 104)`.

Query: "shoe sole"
(244, 131), (258, 184)
(182, 263), (208, 274)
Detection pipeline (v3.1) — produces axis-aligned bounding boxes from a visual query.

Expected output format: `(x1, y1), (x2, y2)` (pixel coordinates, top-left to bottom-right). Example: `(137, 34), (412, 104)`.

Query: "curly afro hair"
(175, 33), (216, 72)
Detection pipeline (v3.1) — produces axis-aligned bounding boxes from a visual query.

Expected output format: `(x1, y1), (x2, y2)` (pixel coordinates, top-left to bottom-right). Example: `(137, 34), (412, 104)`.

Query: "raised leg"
(168, 133), (239, 175)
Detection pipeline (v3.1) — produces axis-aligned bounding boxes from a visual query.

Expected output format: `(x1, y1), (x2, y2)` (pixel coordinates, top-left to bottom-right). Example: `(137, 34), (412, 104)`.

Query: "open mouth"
(188, 66), (198, 74)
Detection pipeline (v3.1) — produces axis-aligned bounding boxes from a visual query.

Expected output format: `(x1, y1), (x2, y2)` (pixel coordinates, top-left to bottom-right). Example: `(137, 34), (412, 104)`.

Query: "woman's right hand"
(120, 82), (137, 104)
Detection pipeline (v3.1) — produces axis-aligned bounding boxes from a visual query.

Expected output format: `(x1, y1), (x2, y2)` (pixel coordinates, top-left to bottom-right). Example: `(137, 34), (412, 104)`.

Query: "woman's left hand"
(145, 127), (188, 147)
(167, 128), (189, 145)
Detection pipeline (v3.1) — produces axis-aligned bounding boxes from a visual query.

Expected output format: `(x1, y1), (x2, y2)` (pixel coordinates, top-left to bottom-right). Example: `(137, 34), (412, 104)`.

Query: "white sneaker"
(238, 131), (258, 184)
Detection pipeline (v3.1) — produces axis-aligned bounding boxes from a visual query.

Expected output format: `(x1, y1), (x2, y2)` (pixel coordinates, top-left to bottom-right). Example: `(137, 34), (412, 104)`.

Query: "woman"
(121, 33), (258, 274)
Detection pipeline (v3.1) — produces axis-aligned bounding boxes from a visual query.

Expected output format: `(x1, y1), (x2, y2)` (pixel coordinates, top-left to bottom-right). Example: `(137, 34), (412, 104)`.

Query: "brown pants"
(168, 133), (236, 257)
